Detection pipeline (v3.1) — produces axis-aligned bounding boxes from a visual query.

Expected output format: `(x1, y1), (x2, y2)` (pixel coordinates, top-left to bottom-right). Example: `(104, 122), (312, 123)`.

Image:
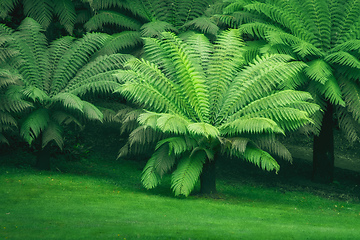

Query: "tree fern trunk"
(35, 136), (51, 170)
(200, 158), (217, 194)
(312, 102), (334, 183)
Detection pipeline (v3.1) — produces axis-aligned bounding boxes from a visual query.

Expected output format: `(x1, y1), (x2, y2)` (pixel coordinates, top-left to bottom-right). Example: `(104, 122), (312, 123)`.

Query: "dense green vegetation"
(1, 0), (360, 238)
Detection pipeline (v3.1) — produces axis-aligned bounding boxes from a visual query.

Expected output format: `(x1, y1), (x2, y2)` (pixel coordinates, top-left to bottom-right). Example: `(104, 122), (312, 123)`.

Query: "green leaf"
(20, 108), (50, 145)
(171, 151), (206, 197)
(242, 146), (280, 173)
(188, 122), (220, 139)
(41, 120), (63, 149)
(220, 117), (285, 136)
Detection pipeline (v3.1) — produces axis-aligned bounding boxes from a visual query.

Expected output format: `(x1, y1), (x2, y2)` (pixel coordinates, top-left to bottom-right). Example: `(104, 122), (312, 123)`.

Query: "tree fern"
(227, 0), (360, 183)
(0, 0), (78, 34)
(0, 18), (125, 166)
(83, 0), (216, 54)
(115, 30), (319, 196)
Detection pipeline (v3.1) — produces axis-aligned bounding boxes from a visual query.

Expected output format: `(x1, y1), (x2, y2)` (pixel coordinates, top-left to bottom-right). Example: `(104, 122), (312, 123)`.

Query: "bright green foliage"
(0, 0), (77, 34)
(226, 0), (360, 142)
(83, 0), (219, 54)
(0, 17), (128, 149)
(114, 30), (320, 196)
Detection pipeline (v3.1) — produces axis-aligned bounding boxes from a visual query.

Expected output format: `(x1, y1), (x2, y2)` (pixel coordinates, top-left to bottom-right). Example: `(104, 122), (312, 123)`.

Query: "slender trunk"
(35, 139), (51, 170)
(200, 158), (217, 194)
(312, 102), (334, 183)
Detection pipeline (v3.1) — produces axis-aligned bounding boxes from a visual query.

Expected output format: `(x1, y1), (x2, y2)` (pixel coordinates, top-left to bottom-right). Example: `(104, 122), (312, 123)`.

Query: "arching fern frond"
(84, 10), (142, 32)
(20, 107), (50, 145)
(141, 21), (177, 38)
(53, 0), (77, 34)
(220, 117), (285, 136)
(41, 120), (63, 149)
(182, 16), (219, 36)
(171, 150), (206, 196)
(242, 145), (280, 173)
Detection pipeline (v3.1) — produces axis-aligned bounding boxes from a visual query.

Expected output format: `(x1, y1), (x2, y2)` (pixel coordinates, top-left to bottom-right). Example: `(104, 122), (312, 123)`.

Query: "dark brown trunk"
(35, 141), (51, 170)
(200, 158), (217, 194)
(312, 102), (334, 183)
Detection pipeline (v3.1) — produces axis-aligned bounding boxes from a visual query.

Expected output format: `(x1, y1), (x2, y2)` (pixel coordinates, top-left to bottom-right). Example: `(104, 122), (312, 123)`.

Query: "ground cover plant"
(1, 140), (360, 240)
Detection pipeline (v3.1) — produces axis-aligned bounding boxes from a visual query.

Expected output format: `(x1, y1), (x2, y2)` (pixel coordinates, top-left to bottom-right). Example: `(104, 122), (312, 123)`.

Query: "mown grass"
(1, 150), (360, 240)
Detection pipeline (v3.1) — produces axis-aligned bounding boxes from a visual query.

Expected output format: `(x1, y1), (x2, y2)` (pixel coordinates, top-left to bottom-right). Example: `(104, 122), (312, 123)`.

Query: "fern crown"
(114, 30), (320, 196)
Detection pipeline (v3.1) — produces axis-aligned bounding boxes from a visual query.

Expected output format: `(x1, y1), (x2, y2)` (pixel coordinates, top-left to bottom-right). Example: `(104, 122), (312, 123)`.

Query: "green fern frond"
(156, 136), (195, 156)
(171, 151), (206, 196)
(86, 0), (126, 10)
(220, 117), (285, 136)
(81, 101), (103, 122)
(52, 92), (84, 113)
(208, 29), (244, 120)
(0, 93), (32, 113)
(325, 51), (360, 69)
(254, 136), (293, 162)
(187, 122), (220, 139)
(142, 145), (175, 189)
(336, 105), (359, 142)
(96, 32), (142, 56)
(20, 107), (50, 144)
(222, 137), (249, 156)
(128, 125), (161, 146)
(244, 2), (313, 43)
(50, 32), (110, 95)
(23, 0), (53, 29)
(85, 10), (142, 32)
(242, 145), (280, 173)
(65, 53), (130, 90)
(320, 76), (345, 107)
(0, 0), (17, 19)
(141, 159), (162, 189)
(115, 58), (198, 119)
(331, 39), (360, 53)
(340, 77), (360, 122)
(21, 86), (49, 103)
(13, 18), (49, 90)
(141, 21), (177, 38)
(182, 16), (219, 36)
(0, 69), (21, 89)
(332, 0), (360, 44)
(218, 54), (307, 120)
(0, 111), (17, 126)
(184, 32), (212, 71)
(265, 31), (324, 58)
(48, 36), (75, 76)
(53, 0), (77, 34)
(246, 107), (313, 132)
(155, 113), (191, 135)
(148, 142), (176, 177)
(160, 32), (210, 122)
(231, 90), (314, 118)
(51, 110), (83, 127)
(304, 59), (333, 84)
(41, 120), (63, 149)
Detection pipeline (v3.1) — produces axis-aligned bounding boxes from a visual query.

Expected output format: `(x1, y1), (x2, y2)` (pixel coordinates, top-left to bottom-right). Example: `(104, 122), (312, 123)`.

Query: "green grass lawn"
(1, 150), (360, 240)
